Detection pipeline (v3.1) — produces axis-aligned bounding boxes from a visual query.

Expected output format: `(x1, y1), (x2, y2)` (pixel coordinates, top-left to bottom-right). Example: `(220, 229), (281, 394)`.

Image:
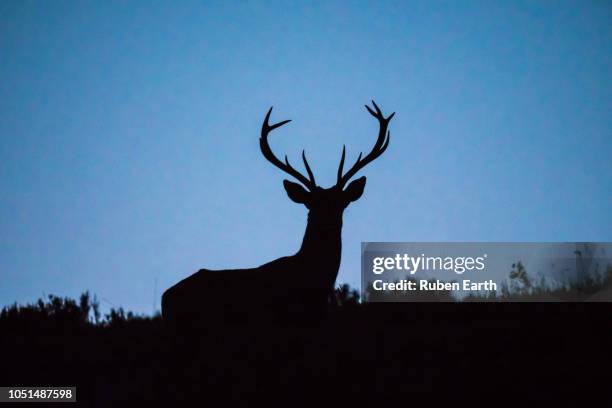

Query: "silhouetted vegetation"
(364, 261), (612, 302)
(0, 292), (161, 330)
(2, 282), (609, 405)
(466, 261), (612, 301)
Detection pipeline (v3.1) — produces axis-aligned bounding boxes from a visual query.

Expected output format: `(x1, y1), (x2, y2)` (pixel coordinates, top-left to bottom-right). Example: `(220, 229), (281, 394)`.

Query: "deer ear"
(283, 180), (310, 204)
(344, 176), (366, 203)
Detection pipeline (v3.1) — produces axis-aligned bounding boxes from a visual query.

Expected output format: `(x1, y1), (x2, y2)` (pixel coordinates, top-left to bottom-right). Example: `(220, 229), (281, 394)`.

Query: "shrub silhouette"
(331, 283), (360, 306)
(465, 261), (612, 301)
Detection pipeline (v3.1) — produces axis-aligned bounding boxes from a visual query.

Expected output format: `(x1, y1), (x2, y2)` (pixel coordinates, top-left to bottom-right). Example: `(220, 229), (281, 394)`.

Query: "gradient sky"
(1, 0), (610, 314)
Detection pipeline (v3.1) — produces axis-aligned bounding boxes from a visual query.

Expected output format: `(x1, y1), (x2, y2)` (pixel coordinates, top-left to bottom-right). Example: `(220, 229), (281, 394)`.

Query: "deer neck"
(297, 213), (343, 271)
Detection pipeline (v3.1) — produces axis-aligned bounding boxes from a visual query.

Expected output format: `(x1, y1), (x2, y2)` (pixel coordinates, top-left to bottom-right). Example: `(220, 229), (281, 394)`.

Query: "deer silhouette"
(162, 101), (394, 327)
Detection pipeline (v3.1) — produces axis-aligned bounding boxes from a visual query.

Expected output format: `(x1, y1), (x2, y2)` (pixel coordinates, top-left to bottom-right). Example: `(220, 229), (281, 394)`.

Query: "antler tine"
(301, 150), (316, 187)
(260, 107), (316, 190)
(336, 145), (346, 185)
(337, 101), (394, 188)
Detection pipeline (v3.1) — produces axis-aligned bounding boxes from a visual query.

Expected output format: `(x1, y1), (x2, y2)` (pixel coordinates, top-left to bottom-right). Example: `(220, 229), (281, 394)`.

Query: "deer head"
(260, 101), (395, 227)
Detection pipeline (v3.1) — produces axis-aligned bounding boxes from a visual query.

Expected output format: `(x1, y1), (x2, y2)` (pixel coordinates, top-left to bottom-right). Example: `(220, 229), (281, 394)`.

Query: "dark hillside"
(2, 289), (610, 405)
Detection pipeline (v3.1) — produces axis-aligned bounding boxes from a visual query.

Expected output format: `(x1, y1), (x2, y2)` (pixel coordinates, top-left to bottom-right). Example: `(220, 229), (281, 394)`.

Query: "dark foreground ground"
(2, 300), (610, 406)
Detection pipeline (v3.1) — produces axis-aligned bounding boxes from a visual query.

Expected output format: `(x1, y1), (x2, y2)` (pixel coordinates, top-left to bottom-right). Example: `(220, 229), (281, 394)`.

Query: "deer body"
(162, 102), (394, 327)
(162, 214), (343, 325)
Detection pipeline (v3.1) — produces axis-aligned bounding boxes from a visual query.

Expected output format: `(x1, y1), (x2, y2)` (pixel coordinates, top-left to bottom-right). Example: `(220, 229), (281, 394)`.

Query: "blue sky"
(1, 0), (610, 313)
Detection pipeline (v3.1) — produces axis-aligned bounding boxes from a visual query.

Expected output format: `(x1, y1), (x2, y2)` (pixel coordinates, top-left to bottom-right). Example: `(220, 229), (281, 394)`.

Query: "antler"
(260, 107), (317, 190)
(336, 101), (394, 188)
